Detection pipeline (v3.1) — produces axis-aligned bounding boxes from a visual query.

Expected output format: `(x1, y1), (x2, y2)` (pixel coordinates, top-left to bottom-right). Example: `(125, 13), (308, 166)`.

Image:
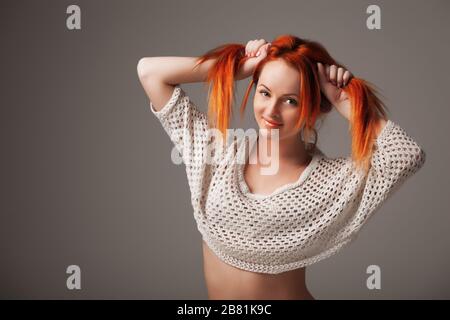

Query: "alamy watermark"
(66, 5), (81, 30)
(169, 127), (282, 176)
(366, 264), (381, 290)
(366, 5), (381, 30)
(66, 265), (81, 290)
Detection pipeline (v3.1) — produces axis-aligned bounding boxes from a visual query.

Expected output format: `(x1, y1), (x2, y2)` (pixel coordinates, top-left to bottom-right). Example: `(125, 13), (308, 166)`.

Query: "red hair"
(193, 34), (389, 173)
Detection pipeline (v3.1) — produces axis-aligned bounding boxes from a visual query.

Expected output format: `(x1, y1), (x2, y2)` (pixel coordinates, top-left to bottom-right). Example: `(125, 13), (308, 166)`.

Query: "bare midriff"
(202, 240), (315, 300)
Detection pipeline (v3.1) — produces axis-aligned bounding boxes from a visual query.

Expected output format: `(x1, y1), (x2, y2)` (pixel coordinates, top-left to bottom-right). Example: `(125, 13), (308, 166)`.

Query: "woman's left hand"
(238, 39), (271, 80)
(317, 62), (353, 120)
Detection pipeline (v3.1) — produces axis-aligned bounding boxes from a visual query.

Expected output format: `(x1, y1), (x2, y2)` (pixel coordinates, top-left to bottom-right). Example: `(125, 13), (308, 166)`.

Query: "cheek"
(253, 100), (264, 116)
(283, 110), (302, 129)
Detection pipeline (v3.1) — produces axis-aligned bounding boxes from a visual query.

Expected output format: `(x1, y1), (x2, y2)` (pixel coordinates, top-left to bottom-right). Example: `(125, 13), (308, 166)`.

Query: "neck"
(255, 133), (311, 167)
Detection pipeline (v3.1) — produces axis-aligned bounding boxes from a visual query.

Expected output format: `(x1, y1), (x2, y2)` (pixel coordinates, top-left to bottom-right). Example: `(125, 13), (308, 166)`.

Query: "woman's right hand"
(238, 39), (271, 79)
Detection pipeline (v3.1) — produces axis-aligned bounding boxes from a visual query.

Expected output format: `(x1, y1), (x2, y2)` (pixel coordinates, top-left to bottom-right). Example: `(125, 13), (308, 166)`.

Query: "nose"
(264, 101), (282, 119)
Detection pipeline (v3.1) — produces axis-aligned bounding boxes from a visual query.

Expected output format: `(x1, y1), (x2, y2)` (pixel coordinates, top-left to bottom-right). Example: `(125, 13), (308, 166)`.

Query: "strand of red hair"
(193, 35), (389, 173)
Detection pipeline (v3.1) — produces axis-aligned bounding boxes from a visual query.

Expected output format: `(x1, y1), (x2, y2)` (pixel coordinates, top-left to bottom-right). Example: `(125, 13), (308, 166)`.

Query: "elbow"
(410, 140), (426, 171)
(379, 144), (426, 179)
(416, 146), (426, 170)
(401, 144), (426, 177)
(137, 57), (155, 80)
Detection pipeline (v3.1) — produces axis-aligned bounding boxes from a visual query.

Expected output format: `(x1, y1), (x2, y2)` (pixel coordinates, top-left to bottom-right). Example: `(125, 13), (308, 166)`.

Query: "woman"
(137, 35), (426, 300)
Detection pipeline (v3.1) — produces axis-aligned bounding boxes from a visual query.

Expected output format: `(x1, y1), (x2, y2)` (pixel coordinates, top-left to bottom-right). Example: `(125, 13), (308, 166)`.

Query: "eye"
(259, 90), (270, 97)
(259, 90), (298, 106)
(286, 98), (298, 106)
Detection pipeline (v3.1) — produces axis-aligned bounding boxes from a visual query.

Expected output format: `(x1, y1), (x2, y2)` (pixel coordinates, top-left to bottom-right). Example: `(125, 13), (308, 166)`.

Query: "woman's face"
(253, 59), (302, 141)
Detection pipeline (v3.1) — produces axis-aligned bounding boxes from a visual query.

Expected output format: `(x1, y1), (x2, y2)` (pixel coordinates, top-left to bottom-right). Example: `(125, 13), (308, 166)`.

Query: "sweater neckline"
(236, 136), (322, 200)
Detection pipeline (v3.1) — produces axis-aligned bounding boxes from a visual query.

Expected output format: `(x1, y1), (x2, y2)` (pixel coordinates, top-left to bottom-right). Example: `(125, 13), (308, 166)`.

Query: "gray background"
(0, 0), (448, 299)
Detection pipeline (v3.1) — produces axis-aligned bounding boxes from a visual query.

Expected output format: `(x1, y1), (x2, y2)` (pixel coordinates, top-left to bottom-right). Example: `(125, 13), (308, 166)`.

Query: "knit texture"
(150, 85), (426, 274)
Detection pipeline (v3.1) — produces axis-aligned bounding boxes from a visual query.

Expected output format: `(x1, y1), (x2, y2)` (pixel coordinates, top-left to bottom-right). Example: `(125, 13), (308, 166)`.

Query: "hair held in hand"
(193, 34), (389, 173)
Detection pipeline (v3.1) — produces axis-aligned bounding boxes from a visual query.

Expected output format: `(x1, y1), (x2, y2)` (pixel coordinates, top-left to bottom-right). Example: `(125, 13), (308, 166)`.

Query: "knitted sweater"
(149, 85), (426, 274)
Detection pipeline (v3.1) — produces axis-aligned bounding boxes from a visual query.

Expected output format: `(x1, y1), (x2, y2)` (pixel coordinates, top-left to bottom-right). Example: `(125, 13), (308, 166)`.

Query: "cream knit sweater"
(149, 85), (426, 274)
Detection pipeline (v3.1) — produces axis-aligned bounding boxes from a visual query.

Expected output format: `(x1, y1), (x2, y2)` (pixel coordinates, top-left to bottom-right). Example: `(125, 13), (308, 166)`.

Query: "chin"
(258, 126), (283, 140)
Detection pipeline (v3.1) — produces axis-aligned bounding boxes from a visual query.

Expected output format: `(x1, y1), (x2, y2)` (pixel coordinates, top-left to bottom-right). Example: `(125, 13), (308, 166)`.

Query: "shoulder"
(313, 147), (358, 180)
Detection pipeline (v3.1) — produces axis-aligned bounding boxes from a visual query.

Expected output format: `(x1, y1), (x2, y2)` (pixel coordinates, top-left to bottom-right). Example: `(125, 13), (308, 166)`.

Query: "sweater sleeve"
(339, 119), (426, 239)
(149, 85), (210, 168)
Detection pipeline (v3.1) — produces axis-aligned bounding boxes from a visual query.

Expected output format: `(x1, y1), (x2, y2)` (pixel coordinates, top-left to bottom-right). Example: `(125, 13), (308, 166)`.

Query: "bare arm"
(137, 56), (249, 112)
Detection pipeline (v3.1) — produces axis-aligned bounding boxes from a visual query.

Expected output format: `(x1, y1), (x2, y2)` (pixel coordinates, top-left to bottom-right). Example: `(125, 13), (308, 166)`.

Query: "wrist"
(334, 100), (351, 121)
(236, 64), (252, 81)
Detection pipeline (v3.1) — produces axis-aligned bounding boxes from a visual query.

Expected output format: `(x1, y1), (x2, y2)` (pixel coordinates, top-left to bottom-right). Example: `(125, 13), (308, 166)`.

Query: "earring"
(300, 126), (317, 151)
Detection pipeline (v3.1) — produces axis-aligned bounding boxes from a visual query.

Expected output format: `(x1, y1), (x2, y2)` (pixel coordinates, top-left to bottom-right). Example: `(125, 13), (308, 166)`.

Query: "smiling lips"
(263, 117), (283, 127)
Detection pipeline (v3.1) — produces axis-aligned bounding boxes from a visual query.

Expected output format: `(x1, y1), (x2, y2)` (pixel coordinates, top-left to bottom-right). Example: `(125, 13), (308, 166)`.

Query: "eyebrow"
(258, 84), (299, 97)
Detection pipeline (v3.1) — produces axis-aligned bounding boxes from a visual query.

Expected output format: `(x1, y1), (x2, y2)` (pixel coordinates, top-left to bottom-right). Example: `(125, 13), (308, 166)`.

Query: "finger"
(250, 41), (259, 56)
(245, 41), (252, 56)
(337, 67), (344, 88)
(246, 40), (256, 56)
(254, 39), (267, 56)
(329, 65), (337, 85)
(343, 70), (352, 86)
(325, 64), (331, 82)
(257, 39), (266, 46)
(317, 62), (325, 77)
(250, 39), (264, 56)
(257, 43), (271, 57)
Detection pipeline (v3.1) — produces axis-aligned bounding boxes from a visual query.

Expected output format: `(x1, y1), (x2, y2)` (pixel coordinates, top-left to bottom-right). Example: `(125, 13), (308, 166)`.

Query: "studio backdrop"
(1, 0), (448, 299)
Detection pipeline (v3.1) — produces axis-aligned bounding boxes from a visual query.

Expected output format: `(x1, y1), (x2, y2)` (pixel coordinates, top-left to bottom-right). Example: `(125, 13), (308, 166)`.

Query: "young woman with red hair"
(137, 35), (426, 300)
